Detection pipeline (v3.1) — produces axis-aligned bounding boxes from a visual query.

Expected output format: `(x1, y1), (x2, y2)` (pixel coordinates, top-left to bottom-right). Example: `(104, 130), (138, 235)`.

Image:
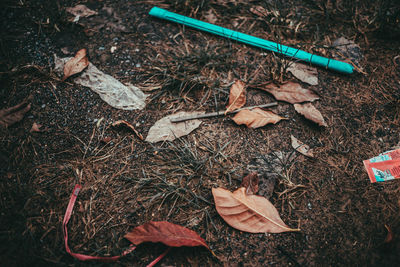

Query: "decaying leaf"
(333, 37), (363, 72)
(226, 80), (246, 114)
(291, 135), (314, 157)
(384, 224), (393, 244)
(287, 62), (318, 86)
(204, 9), (218, 24)
(124, 221), (209, 249)
(294, 102), (328, 127)
(62, 49), (89, 81)
(112, 120), (143, 140)
(261, 82), (319, 104)
(30, 122), (42, 133)
(54, 54), (147, 110)
(212, 187), (299, 233)
(232, 108), (285, 128)
(241, 172), (259, 195)
(66, 5), (98, 19)
(145, 111), (204, 143)
(0, 101), (31, 127)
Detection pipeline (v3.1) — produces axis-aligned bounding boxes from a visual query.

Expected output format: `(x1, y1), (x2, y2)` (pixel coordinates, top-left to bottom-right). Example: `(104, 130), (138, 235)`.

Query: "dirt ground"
(1, 0), (400, 266)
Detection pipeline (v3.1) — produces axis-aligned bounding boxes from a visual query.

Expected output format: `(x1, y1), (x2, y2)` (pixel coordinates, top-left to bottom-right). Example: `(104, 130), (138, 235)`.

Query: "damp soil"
(1, 0), (400, 266)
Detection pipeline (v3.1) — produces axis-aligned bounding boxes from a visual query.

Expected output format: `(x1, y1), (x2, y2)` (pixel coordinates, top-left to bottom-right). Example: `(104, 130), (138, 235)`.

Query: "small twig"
(170, 102), (278, 123)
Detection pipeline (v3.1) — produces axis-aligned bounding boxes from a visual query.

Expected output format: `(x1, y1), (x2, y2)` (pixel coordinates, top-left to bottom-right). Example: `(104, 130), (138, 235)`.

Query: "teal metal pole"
(149, 6), (353, 74)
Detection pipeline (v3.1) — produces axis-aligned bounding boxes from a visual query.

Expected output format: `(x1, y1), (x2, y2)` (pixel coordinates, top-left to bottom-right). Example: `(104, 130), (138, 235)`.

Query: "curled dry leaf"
(241, 172), (259, 195)
(384, 224), (393, 244)
(287, 62), (318, 86)
(124, 221), (210, 249)
(261, 82), (319, 104)
(112, 120), (143, 140)
(232, 108), (285, 129)
(0, 101), (31, 127)
(66, 5), (98, 18)
(212, 187), (299, 233)
(30, 122), (42, 133)
(62, 49), (89, 81)
(294, 102), (328, 127)
(291, 135), (314, 157)
(226, 80), (246, 114)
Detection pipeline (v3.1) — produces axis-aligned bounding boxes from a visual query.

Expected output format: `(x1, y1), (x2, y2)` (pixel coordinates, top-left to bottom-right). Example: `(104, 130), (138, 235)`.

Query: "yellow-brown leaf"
(226, 80), (246, 114)
(232, 108), (285, 128)
(62, 49), (89, 81)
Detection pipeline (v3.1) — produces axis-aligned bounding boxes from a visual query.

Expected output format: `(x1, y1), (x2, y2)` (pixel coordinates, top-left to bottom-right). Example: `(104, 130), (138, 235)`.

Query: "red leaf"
(124, 221), (209, 248)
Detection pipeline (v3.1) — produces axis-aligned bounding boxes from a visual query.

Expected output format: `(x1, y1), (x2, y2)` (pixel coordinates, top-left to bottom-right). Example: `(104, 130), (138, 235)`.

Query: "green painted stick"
(149, 6), (353, 74)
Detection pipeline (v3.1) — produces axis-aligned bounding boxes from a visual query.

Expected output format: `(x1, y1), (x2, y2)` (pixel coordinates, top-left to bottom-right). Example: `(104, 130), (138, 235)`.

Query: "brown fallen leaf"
(241, 172), (259, 195)
(66, 5), (98, 18)
(124, 221), (210, 249)
(204, 9), (218, 24)
(291, 135), (314, 157)
(30, 122), (42, 133)
(261, 82), (319, 104)
(384, 224), (393, 244)
(232, 108), (285, 128)
(62, 49), (89, 81)
(294, 102), (328, 127)
(0, 101), (31, 127)
(112, 120), (143, 140)
(226, 80), (246, 114)
(287, 62), (318, 86)
(212, 187), (299, 233)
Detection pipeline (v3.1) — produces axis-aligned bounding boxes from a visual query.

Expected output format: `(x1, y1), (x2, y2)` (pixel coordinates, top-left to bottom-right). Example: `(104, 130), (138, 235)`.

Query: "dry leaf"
(291, 135), (314, 157)
(226, 80), (246, 114)
(384, 224), (393, 244)
(294, 102), (328, 127)
(212, 187), (299, 233)
(287, 62), (318, 85)
(232, 108), (285, 128)
(145, 111), (204, 143)
(55, 55), (147, 110)
(261, 82), (319, 104)
(30, 122), (42, 133)
(62, 49), (89, 81)
(333, 37), (363, 72)
(204, 9), (218, 24)
(124, 221), (209, 248)
(112, 120), (143, 140)
(241, 172), (259, 195)
(66, 5), (98, 18)
(0, 101), (31, 127)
